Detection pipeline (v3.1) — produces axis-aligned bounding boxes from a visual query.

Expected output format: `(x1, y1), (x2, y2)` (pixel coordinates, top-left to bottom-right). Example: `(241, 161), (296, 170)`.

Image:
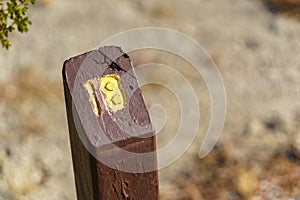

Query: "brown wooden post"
(62, 46), (159, 200)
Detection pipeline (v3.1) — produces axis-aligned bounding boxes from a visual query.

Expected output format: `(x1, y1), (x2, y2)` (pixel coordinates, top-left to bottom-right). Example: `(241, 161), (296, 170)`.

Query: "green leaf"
(0, 0), (35, 49)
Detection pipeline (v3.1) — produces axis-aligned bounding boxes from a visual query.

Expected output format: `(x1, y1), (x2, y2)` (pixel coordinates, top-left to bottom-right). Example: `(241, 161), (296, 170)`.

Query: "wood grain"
(63, 46), (159, 200)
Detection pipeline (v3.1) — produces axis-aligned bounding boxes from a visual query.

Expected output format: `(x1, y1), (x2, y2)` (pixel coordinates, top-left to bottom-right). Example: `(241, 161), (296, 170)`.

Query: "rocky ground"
(0, 0), (299, 199)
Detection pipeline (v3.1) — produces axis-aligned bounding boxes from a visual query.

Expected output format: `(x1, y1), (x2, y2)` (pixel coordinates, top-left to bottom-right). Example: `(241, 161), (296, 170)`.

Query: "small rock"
(245, 39), (260, 50)
(284, 145), (300, 162)
(237, 168), (258, 198)
(5, 148), (11, 157)
(264, 115), (282, 131)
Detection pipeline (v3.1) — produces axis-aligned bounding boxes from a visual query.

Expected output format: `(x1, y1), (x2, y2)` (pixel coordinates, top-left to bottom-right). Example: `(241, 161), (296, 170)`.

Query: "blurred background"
(0, 0), (300, 199)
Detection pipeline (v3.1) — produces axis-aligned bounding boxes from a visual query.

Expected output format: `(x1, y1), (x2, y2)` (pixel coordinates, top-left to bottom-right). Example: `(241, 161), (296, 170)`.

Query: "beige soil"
(0, 0), (299, 199)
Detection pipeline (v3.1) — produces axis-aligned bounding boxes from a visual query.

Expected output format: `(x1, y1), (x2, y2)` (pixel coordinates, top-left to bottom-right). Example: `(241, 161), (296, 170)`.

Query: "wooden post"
(63, 46), (159, 199)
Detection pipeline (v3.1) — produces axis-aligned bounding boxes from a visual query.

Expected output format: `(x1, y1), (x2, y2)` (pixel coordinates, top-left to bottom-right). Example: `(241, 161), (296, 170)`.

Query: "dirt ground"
(0, 0), (299, 199)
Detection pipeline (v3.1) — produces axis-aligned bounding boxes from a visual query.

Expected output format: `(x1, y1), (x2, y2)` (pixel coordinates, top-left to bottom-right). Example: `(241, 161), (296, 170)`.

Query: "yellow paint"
(104, 81), (115, 91)
(99, 74), (125, 112)
(84, 81), (100, 116)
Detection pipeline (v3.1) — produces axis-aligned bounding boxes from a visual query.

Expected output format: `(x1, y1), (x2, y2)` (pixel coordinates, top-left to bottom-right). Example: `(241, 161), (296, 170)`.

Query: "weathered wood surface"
(63, 46), (159, 200)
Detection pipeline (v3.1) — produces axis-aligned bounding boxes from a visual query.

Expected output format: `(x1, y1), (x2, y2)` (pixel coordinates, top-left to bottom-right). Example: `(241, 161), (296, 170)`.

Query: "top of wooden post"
(63, 46), (155, 148)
